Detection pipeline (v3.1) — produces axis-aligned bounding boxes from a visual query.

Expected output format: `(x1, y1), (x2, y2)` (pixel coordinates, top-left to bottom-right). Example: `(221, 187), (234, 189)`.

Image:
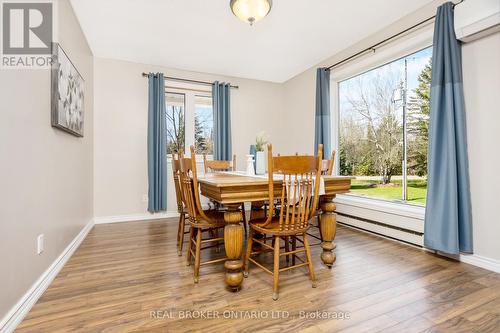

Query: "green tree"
(407, 58), (431, 176)
(194, 115), (207, 154)
(339, 116), (369, 175)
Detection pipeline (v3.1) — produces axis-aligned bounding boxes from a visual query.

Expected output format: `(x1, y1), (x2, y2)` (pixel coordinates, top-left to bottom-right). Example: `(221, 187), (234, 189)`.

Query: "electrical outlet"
(37, 234), (44, 255)
(142, 194), (149, 203)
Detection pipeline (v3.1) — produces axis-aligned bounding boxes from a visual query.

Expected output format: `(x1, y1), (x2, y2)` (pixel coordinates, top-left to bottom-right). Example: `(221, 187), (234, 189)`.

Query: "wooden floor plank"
(14, 218), (500, 333)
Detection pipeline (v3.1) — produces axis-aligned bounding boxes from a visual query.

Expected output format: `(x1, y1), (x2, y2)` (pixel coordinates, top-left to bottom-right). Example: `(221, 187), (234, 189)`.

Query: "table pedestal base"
(223, 205), (244, 290)
(319, 195), (337, 268)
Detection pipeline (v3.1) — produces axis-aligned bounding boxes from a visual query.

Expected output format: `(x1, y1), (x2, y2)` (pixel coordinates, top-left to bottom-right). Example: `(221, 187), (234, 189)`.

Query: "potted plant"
(255, 132), (268, 175)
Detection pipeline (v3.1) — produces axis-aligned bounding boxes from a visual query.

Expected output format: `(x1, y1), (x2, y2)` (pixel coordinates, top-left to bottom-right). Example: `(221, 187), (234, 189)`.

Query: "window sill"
(335, 194), (425, 220)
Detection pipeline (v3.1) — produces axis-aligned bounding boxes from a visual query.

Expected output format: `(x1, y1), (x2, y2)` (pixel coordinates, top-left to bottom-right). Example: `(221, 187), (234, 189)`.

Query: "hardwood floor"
(16, 219), (500, 333)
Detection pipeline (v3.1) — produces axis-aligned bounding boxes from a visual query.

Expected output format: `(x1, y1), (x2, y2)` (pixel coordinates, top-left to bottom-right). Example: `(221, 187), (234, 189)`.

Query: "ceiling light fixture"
(230, 0), (272, 26)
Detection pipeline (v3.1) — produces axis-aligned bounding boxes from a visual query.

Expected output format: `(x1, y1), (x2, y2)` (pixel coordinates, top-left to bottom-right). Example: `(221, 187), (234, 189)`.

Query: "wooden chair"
(179, 146), (227, 283)
(172, 153), (189, 256)
(202, 153), (248, 236)
(321, 150), (336, 175)
(244, 143), (323, 300)
(203, 153), (236, 173)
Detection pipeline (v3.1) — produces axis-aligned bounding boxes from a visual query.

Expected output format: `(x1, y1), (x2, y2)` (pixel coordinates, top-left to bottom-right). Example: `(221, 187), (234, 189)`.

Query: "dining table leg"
(223, 203), (244, 291)
(319, 194), (337, 268)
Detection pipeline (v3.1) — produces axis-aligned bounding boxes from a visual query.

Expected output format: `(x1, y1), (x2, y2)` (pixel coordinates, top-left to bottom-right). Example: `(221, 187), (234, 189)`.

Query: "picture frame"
(51, 43), (85, 137)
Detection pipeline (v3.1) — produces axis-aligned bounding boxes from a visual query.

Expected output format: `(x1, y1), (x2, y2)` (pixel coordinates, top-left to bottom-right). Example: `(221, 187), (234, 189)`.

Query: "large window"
(165, 89), (213, 155)
(338, 47), (432, 206)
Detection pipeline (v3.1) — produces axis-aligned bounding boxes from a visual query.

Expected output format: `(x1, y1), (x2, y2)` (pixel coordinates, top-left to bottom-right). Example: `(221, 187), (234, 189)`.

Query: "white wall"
(0, 0), (94, 320)
(93, 58), (286, 218)
(462, 32), (500, 262)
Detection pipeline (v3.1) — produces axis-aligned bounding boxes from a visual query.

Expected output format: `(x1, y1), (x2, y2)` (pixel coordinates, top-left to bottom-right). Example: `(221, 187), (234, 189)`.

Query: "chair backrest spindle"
(172, 153), (184, 214)
(203, 154), (237, 173)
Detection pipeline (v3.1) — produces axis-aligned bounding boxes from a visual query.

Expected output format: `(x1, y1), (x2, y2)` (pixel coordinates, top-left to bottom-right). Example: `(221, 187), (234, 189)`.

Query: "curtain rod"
(141, 72), (239, 89)
(325, 0), (464, 71)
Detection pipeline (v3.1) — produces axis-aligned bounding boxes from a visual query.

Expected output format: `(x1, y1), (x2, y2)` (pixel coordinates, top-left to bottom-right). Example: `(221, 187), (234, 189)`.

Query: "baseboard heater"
(336, 212), (424, 247)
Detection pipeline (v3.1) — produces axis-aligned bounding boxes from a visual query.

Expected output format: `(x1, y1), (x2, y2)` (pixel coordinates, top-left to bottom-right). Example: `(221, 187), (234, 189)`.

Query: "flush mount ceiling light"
(230, 0), (272, 26)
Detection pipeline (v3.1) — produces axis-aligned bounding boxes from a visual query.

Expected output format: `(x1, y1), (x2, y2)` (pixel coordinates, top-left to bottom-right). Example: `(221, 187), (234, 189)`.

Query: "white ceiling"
(70, 0), (434, 83)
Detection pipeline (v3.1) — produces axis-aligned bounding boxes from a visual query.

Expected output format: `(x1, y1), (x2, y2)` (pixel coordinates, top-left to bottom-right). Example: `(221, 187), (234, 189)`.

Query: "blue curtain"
(213, 81), (232, 160)
(314, 68), (331, 157)
(147, 73), (167, 212)
(424, 2), (473, 254)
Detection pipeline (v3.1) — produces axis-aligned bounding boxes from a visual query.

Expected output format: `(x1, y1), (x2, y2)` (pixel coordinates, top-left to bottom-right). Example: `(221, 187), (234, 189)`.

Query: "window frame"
(165, 81), (213, 160)
(330, 25), (433, 215)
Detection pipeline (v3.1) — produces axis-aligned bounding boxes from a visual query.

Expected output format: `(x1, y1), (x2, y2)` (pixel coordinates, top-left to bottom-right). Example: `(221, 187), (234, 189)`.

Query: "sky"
(339, 46), (432, 124)
(195, 105), (214, 138)
(406, 47), (432, 92)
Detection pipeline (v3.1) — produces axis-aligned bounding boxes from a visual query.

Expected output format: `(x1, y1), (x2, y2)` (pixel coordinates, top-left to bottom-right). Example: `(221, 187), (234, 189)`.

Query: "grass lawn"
(349, 179), (427, 205)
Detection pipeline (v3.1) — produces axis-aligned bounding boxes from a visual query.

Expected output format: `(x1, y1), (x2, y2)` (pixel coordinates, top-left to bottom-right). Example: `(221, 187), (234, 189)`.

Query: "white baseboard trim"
(0, 219), (94, 333)
(436, 251), (500, 273)
(93, 212), (179, 224)
(458, 254), (500, 273)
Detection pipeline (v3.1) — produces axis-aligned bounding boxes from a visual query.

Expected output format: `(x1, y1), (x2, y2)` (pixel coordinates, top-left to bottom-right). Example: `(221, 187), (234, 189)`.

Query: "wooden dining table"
(197, 172), (353, 291)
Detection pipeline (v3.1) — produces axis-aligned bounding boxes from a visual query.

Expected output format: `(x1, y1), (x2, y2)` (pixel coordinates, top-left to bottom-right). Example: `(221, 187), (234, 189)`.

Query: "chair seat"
(249, 217), (310, 236)
(187, 209), (226, 229)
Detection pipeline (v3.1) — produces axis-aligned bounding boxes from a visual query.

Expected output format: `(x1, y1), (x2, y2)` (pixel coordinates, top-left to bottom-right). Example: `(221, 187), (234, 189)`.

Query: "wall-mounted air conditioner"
(454, 0), (500, 42)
